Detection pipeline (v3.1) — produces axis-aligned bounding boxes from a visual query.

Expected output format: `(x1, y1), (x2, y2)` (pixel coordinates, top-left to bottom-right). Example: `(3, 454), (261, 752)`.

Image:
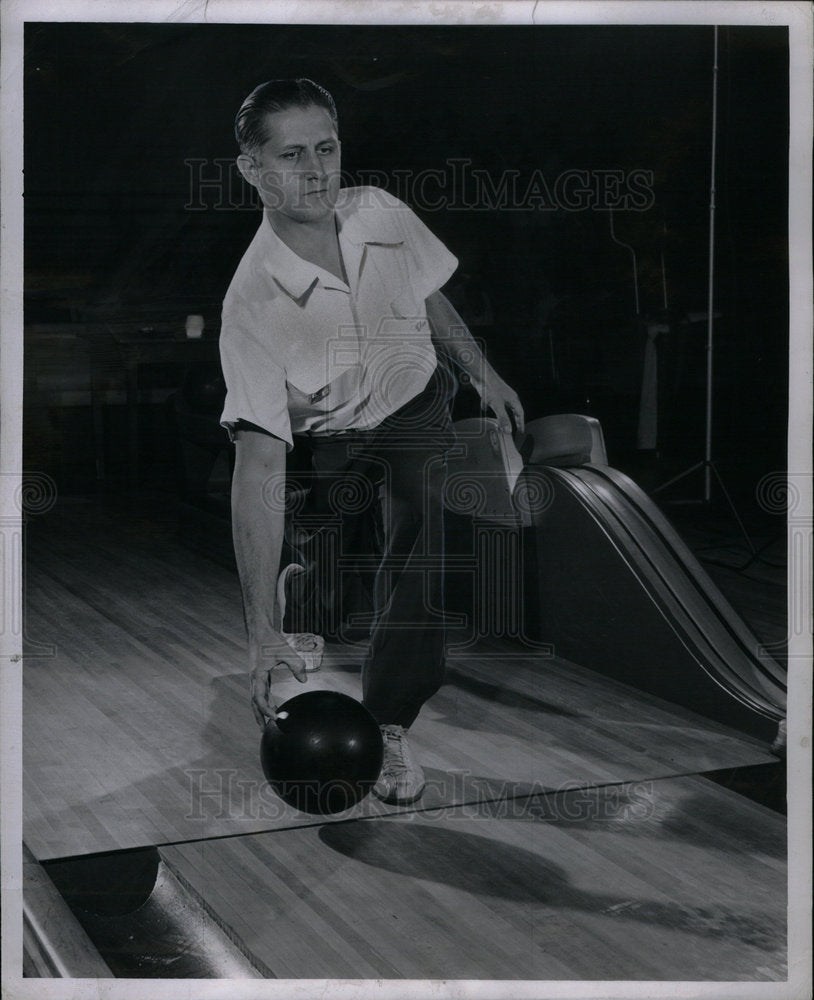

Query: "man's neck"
(267, 209), (336, 253)
(267, 209), (346, 284)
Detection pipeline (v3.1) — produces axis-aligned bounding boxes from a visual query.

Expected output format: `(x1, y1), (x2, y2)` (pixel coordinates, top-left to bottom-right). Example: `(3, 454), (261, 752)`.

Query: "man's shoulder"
(337, 185), (419, 242)
(336, 185), (420, 217)
(223, 224), (279, 311)
(337, 184), (405, 208)
(221, 270), (273, 335)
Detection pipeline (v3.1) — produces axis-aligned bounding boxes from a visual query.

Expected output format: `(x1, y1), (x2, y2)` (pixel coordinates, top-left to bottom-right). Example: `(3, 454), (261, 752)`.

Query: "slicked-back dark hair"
(235, 78), (338, 155)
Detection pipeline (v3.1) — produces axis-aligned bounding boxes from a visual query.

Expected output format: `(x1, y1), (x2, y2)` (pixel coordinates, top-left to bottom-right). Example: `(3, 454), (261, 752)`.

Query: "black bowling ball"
(260, 690), (383, 815)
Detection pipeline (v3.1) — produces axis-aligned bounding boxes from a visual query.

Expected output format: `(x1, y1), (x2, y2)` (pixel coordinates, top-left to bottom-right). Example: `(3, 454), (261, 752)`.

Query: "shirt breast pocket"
(390, 289), (423, 321)
(380, 290), (432, 345)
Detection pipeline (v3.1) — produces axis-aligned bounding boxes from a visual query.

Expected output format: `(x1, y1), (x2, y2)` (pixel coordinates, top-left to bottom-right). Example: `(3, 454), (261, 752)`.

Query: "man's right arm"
(231, 427), (307, 726)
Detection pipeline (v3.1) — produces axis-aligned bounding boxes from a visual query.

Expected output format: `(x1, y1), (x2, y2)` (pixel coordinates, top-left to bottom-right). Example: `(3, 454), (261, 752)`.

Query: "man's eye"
(280, 151), (299, 161)
(318, 146), (335, 155)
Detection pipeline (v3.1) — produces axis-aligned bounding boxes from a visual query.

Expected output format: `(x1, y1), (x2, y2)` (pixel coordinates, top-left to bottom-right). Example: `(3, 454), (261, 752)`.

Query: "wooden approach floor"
(23, 497), (778, 861)
(20, 494), (788, 980)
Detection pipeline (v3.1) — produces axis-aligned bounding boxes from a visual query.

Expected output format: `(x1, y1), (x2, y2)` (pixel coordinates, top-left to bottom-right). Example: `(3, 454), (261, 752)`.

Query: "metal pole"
(705, 26), (719, 502)
(609, 210), (640, 316)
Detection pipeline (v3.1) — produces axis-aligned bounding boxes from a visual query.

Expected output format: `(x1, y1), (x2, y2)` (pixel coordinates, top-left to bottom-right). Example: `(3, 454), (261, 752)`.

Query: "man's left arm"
(425, 290), (524, 435)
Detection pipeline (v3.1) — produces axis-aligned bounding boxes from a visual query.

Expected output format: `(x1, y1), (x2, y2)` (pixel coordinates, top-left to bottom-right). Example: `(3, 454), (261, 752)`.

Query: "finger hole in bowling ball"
(260, 690), (383, 816)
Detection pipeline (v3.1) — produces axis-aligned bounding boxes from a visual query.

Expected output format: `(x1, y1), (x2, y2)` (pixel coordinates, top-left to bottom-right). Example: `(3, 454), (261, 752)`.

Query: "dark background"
(23, 22), (789, 505)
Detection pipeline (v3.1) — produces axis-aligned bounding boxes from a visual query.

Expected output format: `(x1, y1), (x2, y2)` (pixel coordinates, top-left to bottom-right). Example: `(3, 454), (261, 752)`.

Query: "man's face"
(245, 105), (341, 223)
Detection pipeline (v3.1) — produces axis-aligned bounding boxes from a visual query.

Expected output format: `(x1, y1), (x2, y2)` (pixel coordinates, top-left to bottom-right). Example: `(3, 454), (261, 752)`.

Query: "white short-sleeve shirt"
(219, 186), (458, 448)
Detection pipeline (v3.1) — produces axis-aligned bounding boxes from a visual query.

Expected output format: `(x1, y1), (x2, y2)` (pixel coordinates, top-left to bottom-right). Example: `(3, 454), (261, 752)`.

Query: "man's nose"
(300, 149), (322, 176)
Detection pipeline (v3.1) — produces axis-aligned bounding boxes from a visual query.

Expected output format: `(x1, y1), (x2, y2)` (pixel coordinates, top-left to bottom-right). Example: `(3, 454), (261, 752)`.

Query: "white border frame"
(2, 3), (811, 999)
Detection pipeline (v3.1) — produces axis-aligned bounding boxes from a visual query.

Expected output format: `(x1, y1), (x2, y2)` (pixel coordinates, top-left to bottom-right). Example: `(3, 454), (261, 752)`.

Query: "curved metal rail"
(521, 463), (785, 741)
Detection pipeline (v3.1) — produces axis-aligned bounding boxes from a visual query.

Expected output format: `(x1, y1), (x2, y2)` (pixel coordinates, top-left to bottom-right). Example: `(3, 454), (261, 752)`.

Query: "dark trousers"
(287, 364), (456, 728)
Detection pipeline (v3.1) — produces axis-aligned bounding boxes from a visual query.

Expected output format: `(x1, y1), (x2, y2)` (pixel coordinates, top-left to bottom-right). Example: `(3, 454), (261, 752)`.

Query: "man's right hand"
(249, 634), (308, 727)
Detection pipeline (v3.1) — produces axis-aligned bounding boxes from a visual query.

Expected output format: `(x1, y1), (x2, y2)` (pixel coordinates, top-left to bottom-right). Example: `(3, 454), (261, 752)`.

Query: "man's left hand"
(478, 372), (525, 436)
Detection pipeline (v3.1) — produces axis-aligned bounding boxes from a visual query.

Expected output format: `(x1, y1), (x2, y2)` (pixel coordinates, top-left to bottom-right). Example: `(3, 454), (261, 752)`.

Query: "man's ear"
(236, 154), (259, 188)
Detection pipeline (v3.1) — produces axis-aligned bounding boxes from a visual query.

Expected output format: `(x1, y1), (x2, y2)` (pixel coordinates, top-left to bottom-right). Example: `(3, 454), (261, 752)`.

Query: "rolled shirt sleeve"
(402, 212), (458, 304)
(219, 296), (293, 449)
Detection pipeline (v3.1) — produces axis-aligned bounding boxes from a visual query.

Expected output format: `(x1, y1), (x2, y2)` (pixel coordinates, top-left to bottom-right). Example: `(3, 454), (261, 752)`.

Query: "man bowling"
(220, 78), (523, 805)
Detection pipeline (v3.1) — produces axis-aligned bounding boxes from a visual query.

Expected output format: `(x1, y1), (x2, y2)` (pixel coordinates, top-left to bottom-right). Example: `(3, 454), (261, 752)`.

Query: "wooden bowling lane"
(160, 773), (787, 980)
(23, 608), (779, 860)
(23, 496), (779, 861)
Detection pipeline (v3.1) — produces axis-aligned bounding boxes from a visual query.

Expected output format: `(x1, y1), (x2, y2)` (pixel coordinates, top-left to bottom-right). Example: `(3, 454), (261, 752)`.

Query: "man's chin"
(291, 198), (338, 222)
(291, 205), (336, 223)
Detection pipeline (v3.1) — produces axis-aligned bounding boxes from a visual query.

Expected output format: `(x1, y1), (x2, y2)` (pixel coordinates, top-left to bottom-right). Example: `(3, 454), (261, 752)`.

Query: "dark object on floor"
(44, 847), (160, 916)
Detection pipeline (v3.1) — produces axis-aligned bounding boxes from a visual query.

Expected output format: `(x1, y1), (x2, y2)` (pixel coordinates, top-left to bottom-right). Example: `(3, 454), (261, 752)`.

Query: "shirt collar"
(256, 214), (325, 301)
(253, 189), (406, 301)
